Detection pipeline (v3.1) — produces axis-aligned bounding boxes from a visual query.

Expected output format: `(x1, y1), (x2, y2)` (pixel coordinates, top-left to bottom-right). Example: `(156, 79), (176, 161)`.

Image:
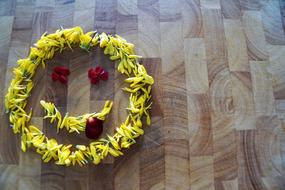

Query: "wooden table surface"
(1, 0), (285, 190)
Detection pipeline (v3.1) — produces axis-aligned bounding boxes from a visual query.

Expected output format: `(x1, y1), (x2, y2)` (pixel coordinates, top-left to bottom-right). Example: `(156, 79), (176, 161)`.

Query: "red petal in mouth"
(85, 117), (104, 139)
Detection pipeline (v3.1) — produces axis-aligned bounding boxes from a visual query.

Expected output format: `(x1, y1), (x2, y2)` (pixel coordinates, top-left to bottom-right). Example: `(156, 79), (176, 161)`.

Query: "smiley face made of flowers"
(5, 26), (154, 166)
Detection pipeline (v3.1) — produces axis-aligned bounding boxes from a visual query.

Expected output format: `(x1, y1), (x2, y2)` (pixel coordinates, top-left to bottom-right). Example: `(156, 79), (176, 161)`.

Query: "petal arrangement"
(51, 66), (70, 84)
(5, 26), (154, 166)
(88, 66), (109, 84)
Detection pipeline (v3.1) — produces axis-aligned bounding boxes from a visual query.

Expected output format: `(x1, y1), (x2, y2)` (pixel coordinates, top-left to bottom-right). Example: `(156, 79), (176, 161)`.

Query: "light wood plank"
(184, 38), (209, 94)
(0, 16), (13, 115)
(200, 0), (221, 9)
(190, 156), (215, 190)
(261, 0), (285, 45)
(138, 0), (160, 57)
(114, 153), (140, 190)
(242, 11), (268, 61)
(182, 0), (203, 38)
(212, 114), (238, 189)
(250, 61), (276, 116)
(231, 72), (256, 130)
(224, 19), (249, 72)
(267, 45), (285, 99)
(118, 0), (137, 15)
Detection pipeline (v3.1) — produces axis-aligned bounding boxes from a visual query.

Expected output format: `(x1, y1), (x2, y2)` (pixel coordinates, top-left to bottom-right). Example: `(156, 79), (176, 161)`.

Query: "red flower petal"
(54, 66), (70, 76)
(88, 69), (100, 79)
(90, 76), (100, 84)
(88, 68), (95, 79)
(88, 66), (108, 84)
(100, 70), (109, 81)
(51, 72), (59, 81)
(94, 66), (103, 74)
(59, 75), (68, 84)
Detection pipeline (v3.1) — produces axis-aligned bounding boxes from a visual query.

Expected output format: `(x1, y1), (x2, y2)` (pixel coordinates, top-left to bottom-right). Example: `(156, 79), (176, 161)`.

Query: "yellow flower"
(76, 145), (87, 151)
(31, 134), (45, 148)
(74, 150), (88, 166)
(80, 31), (96, 51)
(99, 32), (109, 47)
(107, 135), (120, 150)
(56, 144), (72, 166)
(67, 31), (81, 44)
(29, 47), (45, 59)
(121, 137), (135, 149)
(90, 145), (101, 165)
(28, 125), (43, 136)
(35, 37), (60, 50)
(21, 134), (27, 152)
(93, 100), (113, 120)
(41, 138), (62, 162)
(108, 147), (123, 157)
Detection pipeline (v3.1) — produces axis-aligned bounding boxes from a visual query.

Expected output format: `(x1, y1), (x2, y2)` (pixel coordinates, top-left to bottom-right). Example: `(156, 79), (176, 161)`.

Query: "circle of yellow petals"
(4, 26), (154, 166)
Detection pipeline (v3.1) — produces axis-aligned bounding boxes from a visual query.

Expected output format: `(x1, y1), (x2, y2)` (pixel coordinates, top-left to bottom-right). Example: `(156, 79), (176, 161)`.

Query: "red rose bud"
(53, 66), (70, 76)
(100, 70), (109, 81)
(51, 72), (59, 81)
(59, 75), (68, 84)
(85, 117), (103, 139)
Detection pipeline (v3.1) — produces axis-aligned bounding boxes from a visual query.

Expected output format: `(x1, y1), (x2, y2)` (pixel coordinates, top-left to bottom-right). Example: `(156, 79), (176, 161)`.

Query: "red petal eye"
(89, 66), (109, 85)
(88, 69), (99, 79)
(61, 68), (70, 76)
(51, 72), (59, 81)
(54, 66), (70, 76)
(94, 66), (103, 74)
(88, 68), (95, 78)
(90, 77), (100, 84)
(100, 70), (109, 81)
(59, 75), (68, 84)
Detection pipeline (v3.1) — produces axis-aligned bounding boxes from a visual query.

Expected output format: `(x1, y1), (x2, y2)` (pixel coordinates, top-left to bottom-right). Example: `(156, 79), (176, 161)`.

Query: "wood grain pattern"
(190, 156), (214, 190)
(243, 11), (268, 61)
(0, 0), (285, 189)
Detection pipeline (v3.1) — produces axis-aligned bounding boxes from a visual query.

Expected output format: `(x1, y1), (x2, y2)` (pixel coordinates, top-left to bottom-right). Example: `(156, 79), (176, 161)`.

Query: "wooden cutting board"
(0, 0), (285, 189)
